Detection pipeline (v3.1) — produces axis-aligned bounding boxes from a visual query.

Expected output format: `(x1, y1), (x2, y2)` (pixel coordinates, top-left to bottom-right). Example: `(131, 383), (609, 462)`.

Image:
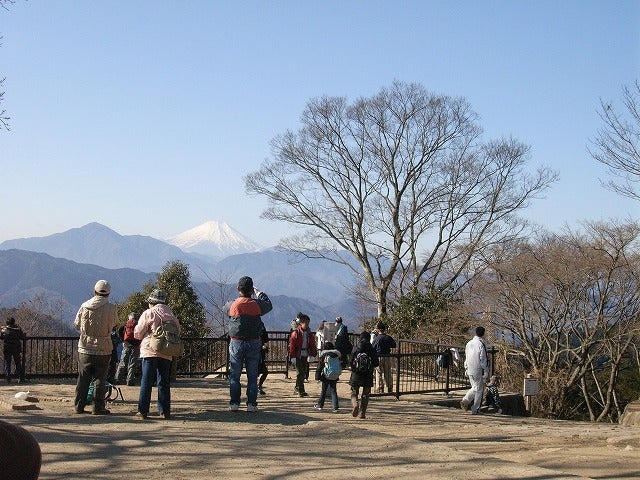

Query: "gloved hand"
(309, 356), (316, 362)
(290, 357), (297, 366)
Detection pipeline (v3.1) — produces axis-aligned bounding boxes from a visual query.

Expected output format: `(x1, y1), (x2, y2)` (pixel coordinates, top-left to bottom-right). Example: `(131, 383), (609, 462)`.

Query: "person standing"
(349, 331), (379, 419)
(134, 289), (180, 420)
(257, 325), (269, 395)
(371, 322), (397, 393)
(288, 313), (317, 397)
(316, 321), (326, 354)
(1, 317), (26, 383)
(461, 326), (489, 415)
(334, 316), (351, 368)
(224, 276), (272, 412)
(74, 280), (118, 415)
(314, 341), (341, 412)
(116, 312), (141, 386)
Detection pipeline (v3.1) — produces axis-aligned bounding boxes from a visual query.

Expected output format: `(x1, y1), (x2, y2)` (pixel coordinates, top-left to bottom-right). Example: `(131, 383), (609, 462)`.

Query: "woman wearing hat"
(134, 288), (180, 420)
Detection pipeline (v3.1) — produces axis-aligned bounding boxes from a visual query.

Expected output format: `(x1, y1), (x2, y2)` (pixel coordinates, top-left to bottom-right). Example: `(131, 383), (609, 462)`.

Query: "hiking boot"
(92, 408), (111, 415)
(246, 404), (258, 413)
(351, 404), (360, 417)
(229, 403), (240, 412)
(134, 412), (147, 420)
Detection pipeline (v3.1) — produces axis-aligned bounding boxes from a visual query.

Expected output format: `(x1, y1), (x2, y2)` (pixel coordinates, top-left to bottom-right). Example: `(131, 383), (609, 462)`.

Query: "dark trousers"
(295, 356), (309, 393)
(351, 385), (371, 414)
(75, 353), (110, 412)
(138, 357), (172, 416)
(3, 350), (22, 381)
(258, 360), (268, 387)
(317, 379), (339, 410)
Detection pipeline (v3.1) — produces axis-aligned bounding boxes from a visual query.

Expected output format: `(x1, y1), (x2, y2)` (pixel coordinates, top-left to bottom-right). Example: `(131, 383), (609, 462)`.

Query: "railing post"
(21, 336), (27, 381)
(394, 352), (401, 399)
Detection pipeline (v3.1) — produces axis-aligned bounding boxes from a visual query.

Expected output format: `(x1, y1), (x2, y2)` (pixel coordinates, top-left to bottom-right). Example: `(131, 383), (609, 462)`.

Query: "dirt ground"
(1, 375), (638, 480)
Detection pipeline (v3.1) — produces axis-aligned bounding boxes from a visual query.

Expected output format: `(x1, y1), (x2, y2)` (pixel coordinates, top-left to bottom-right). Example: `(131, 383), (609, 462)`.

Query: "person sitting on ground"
(484, 374), (502, 414)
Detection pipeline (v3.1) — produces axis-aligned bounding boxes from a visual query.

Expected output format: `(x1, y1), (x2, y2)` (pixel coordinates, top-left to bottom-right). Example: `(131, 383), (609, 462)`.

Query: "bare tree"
(198, 270), (236, 337)
(590, 81), (640, 201)
(476, 221), (640, 421)
(0, 0), (14, 131)
(246, 81), (557, 316)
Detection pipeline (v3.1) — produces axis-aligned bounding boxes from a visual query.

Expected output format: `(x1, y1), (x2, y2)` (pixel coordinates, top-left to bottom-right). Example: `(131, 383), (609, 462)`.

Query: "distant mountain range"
(0, 222), (374, 330)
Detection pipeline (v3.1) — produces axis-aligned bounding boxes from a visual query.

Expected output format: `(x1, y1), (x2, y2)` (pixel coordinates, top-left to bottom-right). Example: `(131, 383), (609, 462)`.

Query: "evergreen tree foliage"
(156, 261), (210, 338)
(384, 286), (469, 344)
(119, 261), (210, 338)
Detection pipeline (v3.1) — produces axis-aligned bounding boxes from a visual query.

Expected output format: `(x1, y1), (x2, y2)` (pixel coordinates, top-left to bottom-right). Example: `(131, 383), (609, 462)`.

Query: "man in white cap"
(73, 280), (118, 415)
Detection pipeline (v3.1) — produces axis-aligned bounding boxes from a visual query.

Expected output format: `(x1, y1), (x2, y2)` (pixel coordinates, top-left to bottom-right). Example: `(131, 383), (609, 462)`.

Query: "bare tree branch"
(247, 81), (557, 316)
(589, 81), (640, 201)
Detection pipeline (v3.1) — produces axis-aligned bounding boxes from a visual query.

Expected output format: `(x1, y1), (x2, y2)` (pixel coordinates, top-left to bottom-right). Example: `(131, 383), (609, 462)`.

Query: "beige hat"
(94, 280), (111, 295)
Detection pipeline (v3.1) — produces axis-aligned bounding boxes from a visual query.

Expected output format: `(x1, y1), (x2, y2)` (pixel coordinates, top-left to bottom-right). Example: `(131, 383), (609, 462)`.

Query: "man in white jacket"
(461, 326), (489, 414)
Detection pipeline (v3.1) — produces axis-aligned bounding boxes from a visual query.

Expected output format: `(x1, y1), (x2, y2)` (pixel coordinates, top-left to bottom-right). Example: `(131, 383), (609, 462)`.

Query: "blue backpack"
(322, 354), (342, 380)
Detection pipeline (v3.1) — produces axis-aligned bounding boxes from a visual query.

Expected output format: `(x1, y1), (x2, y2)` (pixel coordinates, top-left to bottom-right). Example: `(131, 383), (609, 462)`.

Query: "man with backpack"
(371, 322), (396, 393)
(349, 331), (379, 419)
(224, 276), (272, 412)
(314, 341), (341, 412)
(116, 312), (141, 386)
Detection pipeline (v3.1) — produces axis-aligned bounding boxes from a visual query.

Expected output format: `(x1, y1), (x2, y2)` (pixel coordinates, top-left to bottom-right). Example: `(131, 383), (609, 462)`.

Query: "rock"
(619, 400), (640, 426)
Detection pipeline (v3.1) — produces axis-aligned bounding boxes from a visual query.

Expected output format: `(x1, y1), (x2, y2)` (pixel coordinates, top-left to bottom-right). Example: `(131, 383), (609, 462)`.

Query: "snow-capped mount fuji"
(166, 221), (263, 258)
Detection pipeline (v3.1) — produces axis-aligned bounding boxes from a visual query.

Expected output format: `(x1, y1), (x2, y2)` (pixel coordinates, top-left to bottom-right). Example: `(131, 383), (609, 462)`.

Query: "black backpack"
(352, 352), (372, 374)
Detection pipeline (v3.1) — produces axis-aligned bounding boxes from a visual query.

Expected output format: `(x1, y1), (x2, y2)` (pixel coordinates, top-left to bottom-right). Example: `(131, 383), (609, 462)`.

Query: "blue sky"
(1, 1), (638, 247)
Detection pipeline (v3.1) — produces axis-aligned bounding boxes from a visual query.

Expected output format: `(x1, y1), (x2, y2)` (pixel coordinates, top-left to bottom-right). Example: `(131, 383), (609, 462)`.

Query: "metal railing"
(17, 334), (495, 398)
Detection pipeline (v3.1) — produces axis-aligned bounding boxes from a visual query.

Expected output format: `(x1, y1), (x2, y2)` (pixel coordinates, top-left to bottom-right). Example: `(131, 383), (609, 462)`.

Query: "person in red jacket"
(115, 312), (142, 386)
(288, 314), (317, 397)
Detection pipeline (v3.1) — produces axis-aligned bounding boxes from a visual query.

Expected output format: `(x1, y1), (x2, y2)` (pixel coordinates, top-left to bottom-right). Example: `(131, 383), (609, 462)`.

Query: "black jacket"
(348, 338), (379, 388)
(372, 333), (396, 355)
(335, 323), (351, 355)
(1, 325), (26, 353)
